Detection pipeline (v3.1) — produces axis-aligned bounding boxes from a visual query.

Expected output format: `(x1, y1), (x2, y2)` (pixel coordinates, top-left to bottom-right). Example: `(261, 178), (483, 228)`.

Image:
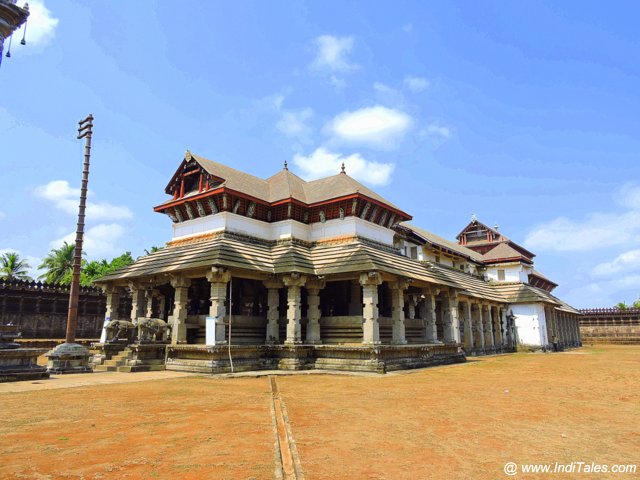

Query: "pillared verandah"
(94, 151), (581, 374)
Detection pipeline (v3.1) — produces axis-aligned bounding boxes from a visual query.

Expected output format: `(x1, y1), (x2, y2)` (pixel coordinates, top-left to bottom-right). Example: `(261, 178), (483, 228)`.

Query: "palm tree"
(38, 242), (76, 285)
(0, 252), (32, 281)
(616, 302), (629, 311)
(144, 246), (162, 255)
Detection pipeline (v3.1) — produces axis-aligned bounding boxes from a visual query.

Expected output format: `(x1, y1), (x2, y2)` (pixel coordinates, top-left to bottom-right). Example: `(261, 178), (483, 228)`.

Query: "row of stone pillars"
(546, 308), (581, 347)
(459, 302), (512, 353)
(103, 270), (515, 349)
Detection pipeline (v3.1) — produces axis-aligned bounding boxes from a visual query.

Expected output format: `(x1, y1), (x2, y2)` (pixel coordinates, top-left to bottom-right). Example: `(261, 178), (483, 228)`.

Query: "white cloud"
(52, 223), (126, 258)
(404, 75), (430, 92)
(311, 35), (357, 73)
(593, 249), (640, 276)
(326, 105), (412, 149)
(34, 180), (133, 221)
(276, 108), (313, 140)
(293, 147), (394, 186)
(421, 123), (452, 139)
(614, 183), (640, 210)
(524, 210), (640, 252)
(21, 0), (59, 49)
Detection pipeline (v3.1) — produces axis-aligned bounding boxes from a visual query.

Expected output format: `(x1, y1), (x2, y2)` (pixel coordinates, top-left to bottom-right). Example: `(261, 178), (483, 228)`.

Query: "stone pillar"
(473, 304), (485, 350)
(263, 278), (283, 344)
(501, 308), (508, 347)
(100, 285), (120, 343)
(158, 295), (166, 320)
(390, 280), (409, 345)
(170, 276), (191, 344)
(422, 291), (438, 343)
(483, 305), (495, 349)
(360, 272), (382, 345)
(464, 301), (474, 351)
(129, 283), (145, 323)
(206, 268), (231, 345)
(407, 295), (417, 320)
(306, 278), (326, 344)
(348, 279), (361, 315)
(145, 289), (155, 318)
(443, 293), (461, 343)
(493, 306), (503, 347)
(283, 274), (306, 345)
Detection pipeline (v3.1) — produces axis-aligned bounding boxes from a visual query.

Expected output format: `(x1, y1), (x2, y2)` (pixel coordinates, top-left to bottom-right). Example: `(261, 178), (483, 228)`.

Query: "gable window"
(410, 246), (418, 260)
(497, 269), (506, 281)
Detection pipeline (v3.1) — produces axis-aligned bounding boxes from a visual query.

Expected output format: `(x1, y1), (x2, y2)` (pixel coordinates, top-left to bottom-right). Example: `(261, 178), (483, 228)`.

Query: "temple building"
(94, 152), (581, 373)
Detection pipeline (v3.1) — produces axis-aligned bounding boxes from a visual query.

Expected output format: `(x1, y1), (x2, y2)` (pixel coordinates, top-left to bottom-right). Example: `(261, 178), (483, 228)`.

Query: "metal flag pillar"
(64, 115), (93, 344)
(45, 114), (94, 374)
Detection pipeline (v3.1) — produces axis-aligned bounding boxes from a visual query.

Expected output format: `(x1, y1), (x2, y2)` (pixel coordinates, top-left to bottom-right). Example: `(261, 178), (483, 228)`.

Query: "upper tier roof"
(184, 152), (405, 211)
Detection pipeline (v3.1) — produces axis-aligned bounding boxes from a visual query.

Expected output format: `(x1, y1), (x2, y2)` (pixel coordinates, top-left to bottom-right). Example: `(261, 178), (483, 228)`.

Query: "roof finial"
(340, 162), (346, 174)
(471, 213), (477, 221)
(284, 160), (288, 171)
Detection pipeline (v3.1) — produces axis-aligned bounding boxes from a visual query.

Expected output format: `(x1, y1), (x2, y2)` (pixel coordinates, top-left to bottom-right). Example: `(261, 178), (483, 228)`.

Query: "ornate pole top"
(340, 162), (346, 174)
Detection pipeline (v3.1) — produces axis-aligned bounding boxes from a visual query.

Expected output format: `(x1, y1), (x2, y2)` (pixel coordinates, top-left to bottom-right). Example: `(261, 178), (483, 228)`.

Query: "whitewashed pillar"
(206, 268), (231, 345)
(100, 285), (120, 343)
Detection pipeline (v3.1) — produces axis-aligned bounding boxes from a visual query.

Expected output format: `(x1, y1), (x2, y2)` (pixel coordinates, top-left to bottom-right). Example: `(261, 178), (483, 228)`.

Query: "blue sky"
(1, 0), (639, 308)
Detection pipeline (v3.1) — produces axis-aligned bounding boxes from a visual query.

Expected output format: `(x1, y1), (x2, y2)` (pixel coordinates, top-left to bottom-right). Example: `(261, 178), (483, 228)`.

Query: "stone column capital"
(282, 273), (306, 288)
(359, 271), (382, 286)
(389, 279), (411, 291)
(263, 278), (284, 290)
(99, 283), (118, 295)
(206, 267), (231, 284)
(305, 278), (326, 291)
(170, 275), (191, 289)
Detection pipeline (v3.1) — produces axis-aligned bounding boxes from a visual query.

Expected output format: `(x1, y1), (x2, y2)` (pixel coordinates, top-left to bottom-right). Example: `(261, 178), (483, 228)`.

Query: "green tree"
(616, 302), (629, 310)
(38, 242), (76, 285)
(633, 298), (640, 309)
(80, 252), (134, 286)
(0, 252), (32, 281)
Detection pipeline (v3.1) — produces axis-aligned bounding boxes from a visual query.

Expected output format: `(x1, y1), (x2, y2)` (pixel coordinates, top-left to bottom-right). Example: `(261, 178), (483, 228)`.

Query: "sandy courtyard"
(0, 345), (638, 479)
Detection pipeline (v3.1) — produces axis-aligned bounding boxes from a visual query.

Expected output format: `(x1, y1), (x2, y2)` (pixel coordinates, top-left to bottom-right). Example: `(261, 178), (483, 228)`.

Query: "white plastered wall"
(171, 212), (395, 245)
(511, 303), (548, 347)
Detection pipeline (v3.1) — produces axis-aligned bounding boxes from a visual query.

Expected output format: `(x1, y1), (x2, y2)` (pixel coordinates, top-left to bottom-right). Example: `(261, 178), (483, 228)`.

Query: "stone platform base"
(122, 343), (166, 372)
(0, 348), (49, 383)
(166, 343), (465, 374)
(46, 343), (92, 374)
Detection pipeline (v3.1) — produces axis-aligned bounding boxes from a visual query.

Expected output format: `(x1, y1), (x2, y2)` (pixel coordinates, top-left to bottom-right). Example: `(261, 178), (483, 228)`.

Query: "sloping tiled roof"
(400, 223), (485, 262)
(193, 154), (271, 201)
(529, 269), (558, 286)
(97, 232), (580, 314)
(305, 174), (403, 211)
(481, 242), (532, 263)
(190, 153), (404, 211)
(97, 234), (455, 288)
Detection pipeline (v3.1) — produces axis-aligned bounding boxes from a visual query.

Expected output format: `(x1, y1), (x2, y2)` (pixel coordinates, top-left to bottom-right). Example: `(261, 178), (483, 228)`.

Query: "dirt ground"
(1, 345), (638, 479)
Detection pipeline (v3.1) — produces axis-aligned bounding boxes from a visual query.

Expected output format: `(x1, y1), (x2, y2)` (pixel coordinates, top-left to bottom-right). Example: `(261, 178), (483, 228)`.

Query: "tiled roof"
(481, 242), (532, 263)
(190, 153), (405, 211)
(400, 223), (485, 262)
(97, 232), (580, 314)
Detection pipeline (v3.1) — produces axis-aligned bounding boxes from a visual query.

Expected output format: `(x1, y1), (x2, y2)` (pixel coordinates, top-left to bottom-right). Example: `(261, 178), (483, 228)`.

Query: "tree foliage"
(80, 252), (134, 286)
(0, 252), (32, 281)
(37, 243), (135, 287)
(38, 242), (75, 285)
